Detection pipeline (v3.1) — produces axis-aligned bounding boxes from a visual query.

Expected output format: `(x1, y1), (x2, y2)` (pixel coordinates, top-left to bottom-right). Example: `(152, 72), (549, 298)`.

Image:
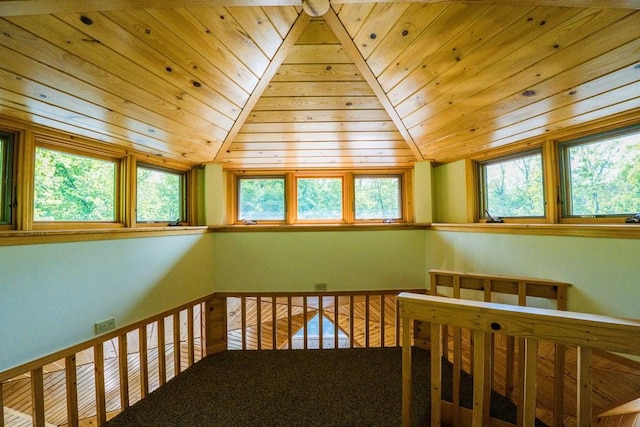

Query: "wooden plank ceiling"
(0, 1), (639, 169)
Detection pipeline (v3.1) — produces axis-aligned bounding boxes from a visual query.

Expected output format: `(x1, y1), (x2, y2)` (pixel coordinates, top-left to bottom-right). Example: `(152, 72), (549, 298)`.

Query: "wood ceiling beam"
(213, 10), (312, 163)
(322, 7), (425, 161)
(2, 0), (639, 17)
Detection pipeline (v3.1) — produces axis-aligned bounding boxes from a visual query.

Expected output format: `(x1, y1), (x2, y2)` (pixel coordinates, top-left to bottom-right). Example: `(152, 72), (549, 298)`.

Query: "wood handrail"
(399, 293), (640, 427)
(400, 293), (640, 355)
(0, 292), (216, 383)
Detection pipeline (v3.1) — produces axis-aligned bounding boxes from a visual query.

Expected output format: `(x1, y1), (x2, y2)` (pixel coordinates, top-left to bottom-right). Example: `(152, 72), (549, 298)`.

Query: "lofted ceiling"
(0, 1), (639, 169)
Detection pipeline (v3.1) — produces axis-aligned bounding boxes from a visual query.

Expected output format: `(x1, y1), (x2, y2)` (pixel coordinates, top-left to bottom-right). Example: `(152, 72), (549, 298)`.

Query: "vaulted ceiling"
(1, 1), (639, 169)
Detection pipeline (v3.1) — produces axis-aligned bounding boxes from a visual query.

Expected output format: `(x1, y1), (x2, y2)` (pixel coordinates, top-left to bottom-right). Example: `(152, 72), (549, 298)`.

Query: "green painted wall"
(425, 230), (640, 318)
(212, 230), (426, 293)
(0, 234), (215, 372)
(433, 160), (468, 223)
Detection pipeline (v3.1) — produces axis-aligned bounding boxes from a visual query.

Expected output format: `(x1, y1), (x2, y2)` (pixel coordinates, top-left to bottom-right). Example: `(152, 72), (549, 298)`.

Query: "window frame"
(32, 140), (125, 229)
(135, 162), (188, 226)
(229, 169), (410, 225)
(558, 124), (640, 224)
(476, 148), (548, 224)
(294, 173), (346, 224)
(233, 173), (288, 224)
(353, 173), (404, 223)
(0, 131), (15, 231)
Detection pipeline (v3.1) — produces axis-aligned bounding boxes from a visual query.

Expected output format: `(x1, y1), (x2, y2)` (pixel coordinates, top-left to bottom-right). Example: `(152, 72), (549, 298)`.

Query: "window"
(354, 175), (402, 220)
(478, 150), (545, 219)
(560, 125), (640, 218)
(137, 165), (185, 223)
(238, 176), (286, 221)
(231, 170), (409, 225)
(34, 146), (118, 222)
(297, 177), (343, 221)
(0, 132), (14, 226)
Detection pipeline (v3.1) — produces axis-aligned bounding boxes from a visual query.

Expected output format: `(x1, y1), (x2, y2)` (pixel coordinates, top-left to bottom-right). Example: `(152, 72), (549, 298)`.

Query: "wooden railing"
(212, 289), (427, 351)
(424, 269), (570, 427)
(0, 288), (425, 426)
(399, 293), (640, 427)
(0, 294), (214, 427)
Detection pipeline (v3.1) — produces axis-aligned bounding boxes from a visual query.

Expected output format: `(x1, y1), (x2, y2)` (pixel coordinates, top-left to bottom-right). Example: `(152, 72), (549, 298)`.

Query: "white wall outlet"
(95, 318), (115, 335)
(314, 283), (328, 291)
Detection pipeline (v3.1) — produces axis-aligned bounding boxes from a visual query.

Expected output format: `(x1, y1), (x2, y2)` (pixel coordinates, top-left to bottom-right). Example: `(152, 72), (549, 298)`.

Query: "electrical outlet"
(314, 283), (328, 291)
(95, 318), (115, 335)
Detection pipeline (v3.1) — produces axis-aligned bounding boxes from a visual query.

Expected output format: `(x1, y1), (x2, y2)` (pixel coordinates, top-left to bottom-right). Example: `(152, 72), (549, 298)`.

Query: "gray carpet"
(105, 347), (545, 426)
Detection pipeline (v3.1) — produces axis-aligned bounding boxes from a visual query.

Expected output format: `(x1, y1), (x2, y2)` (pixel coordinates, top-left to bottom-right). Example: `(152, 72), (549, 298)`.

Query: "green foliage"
(238, 177), (285, 220)
(355, 176), (401, 219)
(34, 147), (115, 221)
(566, 135), (640, 216)
(297, 178), (342, 219)
(484, 153), (544, 217)
(137, 167), (182, 222)
(0, 138), (5, 220)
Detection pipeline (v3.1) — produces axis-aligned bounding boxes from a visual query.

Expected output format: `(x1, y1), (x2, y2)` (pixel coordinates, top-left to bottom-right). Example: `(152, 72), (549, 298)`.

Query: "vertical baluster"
(349, 295), (355, 348)
(471, 330), (486, 427)
(303, 296), (308, 350)
(365, 294), (370, 348)
(577, 347), (593, 427)
(505, 336), (515, 400)
(431, 323), (442, 427)
(241, 296), (247, 351)
(395, 295), (400, 347)
(0, 379), (5, 427)
(523, 338), (539, 426)
(187, 305), (195, 367)
(483, 279), (493, 420)
(31, 367), (45, 427)
(554, 287), (569, 427)
(118, 334), (130, 410)
(173, 314), (181, 376)
(94, 343), (106, 426)
(200, 302), (207, 360)
(272, 296), (277, 350)
(65, 354), (80, 425)
(334, 295), (339, 349)
(157, 318), (166, 386)
(380, 294), (386, 347)
(401, 315), (412, 427)
(452, 277), (461, 427)
(319, 296), (324, 349)
(256, 296), (262, 350)
(287, 296), (293, 350)
(516, 281), (527, 426)
(139, 325), (149, 398)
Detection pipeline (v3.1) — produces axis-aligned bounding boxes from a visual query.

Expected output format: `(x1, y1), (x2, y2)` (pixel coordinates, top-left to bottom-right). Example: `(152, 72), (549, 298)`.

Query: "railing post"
(94, 343), (106, 426)
(577, 347), (593, 427)
(431, 322), (442, 427)
(31, 367), (45, 427)
(523, 338), (538, 426)
(401, 315), (412, 427)
(471, 330), (486, 427)
(118, 333), (130, 410)
(205, 296), (228, 355)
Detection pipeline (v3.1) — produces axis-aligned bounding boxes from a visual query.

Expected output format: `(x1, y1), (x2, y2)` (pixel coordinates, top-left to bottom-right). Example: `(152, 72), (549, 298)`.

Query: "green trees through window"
(34, 147), (116, 221)
(480, 151), (545, 218)
(137, 166), (183, 222)
(238, 177), (285, 221)
(562, 128), (640, 217)
(297, 178), (342, 220)
(355, 176), (401, 220)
